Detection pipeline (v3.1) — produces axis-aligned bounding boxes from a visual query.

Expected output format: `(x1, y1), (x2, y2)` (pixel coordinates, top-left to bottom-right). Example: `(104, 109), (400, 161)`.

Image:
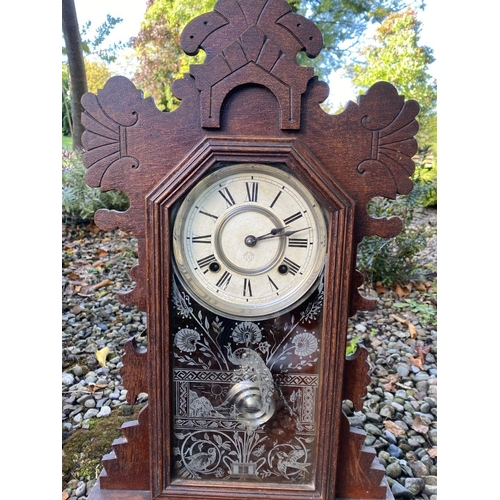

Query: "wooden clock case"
(81, 1), (420, 498)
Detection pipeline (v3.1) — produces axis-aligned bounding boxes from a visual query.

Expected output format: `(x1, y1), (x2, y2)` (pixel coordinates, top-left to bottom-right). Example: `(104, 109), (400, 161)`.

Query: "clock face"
(172, 163), (328, 319)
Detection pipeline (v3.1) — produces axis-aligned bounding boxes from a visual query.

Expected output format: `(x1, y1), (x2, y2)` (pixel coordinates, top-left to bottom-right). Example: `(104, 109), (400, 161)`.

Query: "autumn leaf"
(97, 248), (108, 258)
(96, 347), (110, 367)
(384, 420), (406, 437)
(395, 283), (411, 297)
(412, 415), (430, 434)
(382, 374), (399, 392)
(410, 345), (431, 369)
(391, 314), (417, 339)
(414, 281), (428, 292)
(94, 279), (113, 290)
(409, 355), (424, 370)
(428, 447), (437, 458)
(376, 282), (386, 294)
(88, 383), (108, 393)
(62, 493), (69, 500)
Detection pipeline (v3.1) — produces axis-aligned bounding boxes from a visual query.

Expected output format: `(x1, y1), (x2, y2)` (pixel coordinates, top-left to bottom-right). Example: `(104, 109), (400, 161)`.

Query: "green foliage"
(132, 0), (216, 111)
(393, 296), (437, 326)
(132, 0), (416, 110)
(345, 335), (360, 357)
(356, 149), (436, 287)
(346, 8), (437, 148)
(62, 65), (72, 136)
(62, 151), (129, 223)
(296, 0), (418, 78)
(85, 59), (112, 94)
(62, 136), (73, 149)
(62, 12), (127, 139)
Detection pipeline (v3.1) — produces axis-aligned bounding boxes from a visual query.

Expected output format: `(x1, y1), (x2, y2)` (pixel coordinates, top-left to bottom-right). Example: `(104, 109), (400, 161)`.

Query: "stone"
(62, 372), (75, 386)
(409, 460), (429, 477)
(97, 406), (111, 418)
(388, 444), (403, 458)
(364, 423), (383, 437)
(385, 462), (402, 479)
(391, 481), (413, 499)
(405, 477), (424, 495)
(83, 408), (99, 419)
(120, 404), (133, 416)
(74, 481), (86, 497)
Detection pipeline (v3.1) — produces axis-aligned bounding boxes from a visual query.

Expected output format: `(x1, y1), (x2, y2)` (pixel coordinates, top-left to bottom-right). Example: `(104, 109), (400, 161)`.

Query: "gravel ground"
(62, 207), (437, 500)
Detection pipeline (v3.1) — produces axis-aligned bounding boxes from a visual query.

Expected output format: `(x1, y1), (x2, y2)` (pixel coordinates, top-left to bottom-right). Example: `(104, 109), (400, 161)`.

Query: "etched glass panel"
(169, 273), (325, 485)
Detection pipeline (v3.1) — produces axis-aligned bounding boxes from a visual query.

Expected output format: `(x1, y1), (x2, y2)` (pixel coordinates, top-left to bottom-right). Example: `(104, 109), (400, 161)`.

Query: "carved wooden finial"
(180, 0), (322, 129)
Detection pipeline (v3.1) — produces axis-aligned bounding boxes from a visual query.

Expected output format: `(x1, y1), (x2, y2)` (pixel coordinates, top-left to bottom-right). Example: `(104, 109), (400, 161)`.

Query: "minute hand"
(259, 227), (310, 240)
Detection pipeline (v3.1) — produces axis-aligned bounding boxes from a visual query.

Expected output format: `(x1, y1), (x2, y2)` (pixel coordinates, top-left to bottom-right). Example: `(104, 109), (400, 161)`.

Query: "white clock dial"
(172, 163), (328, 319)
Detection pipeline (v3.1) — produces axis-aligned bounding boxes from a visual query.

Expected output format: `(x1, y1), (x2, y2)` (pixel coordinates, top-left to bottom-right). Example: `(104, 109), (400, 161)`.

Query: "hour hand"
(256, 226), (288, 240)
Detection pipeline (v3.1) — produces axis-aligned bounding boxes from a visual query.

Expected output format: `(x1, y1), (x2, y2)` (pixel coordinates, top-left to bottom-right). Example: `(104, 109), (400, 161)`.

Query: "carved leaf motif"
(357, 82), (420, 195)
(81, 76), (144, 187)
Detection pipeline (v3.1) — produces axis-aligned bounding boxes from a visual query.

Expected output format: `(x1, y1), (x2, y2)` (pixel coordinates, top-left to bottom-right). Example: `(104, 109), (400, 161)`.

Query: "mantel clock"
(81, 1), (420, 499)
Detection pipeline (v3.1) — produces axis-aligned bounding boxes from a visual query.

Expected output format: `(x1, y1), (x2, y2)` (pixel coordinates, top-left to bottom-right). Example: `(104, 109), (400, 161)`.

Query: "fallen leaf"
(96, 347), (110, 367)
(409, 356), (424, 370)
(391, 314), (417, 339)
(414, 281), (428, 292)
(88, 383), (108, 393)
(101, 237), (111, 243)
(428, 447), (437, 458)
(97, 248), (108, 258)
(391, 314), (407, 324)
(408, 322), (417, 339)
(382, 374), (399, 392)
(93, 279), (113, 291)
(416, 345), (431, 357)
(412, 415), (430, 434)
(376, 282), (386, 294)
(71, 304), (86, 314)
(62, 493), (69, 500)
(68, 272), (81, 280)
(395, 283), (411, 297)
(384, 420), (406, 437)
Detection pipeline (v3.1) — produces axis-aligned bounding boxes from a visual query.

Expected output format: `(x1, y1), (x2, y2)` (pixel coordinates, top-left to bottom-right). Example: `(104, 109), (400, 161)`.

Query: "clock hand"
(258, 226), (311, 240)
(255, 226), (288, 240)
(282, 227), (311, 236)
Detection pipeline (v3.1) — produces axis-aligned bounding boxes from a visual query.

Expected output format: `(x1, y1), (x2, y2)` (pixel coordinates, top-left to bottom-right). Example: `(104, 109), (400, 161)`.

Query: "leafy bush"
(62, 150), (129, 223)
(356, 149), (436, 286)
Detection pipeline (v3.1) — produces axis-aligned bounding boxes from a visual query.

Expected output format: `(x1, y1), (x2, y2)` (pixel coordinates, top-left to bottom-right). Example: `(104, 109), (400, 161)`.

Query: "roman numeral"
(270, 189), (283, 208)
(218, 187), (236, 206)
(199, 210), (218, 220)
(245, 182), (259, 202)
(197, 254), (216, 272)
(192, 234), (212, 244)
(288, 238), (308, 248)
(283, 257), (301, 276)
(284, 212), (303, 225)
(243, 278), (252, 297)
(267, 275), (279, 294)
(216, 271), (232, 289)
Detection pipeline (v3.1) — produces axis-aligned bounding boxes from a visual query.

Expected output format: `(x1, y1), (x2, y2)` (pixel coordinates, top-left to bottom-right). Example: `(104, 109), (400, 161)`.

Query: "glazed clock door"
(169, 163), (328, 488)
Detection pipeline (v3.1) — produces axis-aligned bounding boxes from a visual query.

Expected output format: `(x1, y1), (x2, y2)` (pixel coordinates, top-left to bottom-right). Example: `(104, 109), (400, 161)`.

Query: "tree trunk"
(62, 0), (87, 150)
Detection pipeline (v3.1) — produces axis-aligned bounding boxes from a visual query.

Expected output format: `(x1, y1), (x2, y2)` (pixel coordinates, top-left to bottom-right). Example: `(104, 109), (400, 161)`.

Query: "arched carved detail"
(180, 0), (322, 129)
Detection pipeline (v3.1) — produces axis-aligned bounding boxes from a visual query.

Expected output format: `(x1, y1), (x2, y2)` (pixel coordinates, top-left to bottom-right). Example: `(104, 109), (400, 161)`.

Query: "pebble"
(61, 208), (437, 499)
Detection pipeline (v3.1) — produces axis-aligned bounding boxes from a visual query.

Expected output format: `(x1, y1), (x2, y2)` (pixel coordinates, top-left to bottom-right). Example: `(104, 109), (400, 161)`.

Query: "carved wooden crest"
(82, 1), (419, 499)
